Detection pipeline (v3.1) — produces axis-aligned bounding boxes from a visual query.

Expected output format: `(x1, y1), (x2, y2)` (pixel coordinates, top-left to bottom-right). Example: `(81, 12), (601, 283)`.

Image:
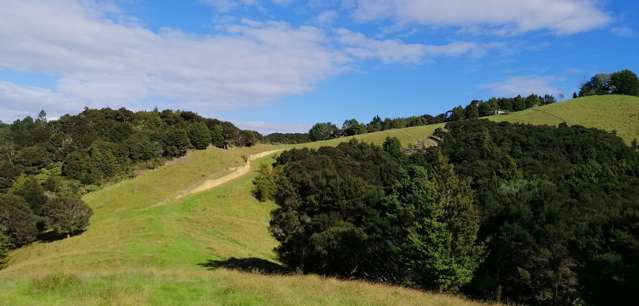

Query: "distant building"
(493, 110), (509, 115)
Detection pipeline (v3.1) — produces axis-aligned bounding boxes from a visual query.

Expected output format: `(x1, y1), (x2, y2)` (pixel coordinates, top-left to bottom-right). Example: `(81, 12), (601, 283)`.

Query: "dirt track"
(177, 149), (282, 198)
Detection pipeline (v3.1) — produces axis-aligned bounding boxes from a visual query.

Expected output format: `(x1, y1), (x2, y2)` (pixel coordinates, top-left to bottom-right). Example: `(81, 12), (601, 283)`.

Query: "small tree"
(252, 163), (277, 202)
(308, 122), (338, 141)
(610, 69), (639, 96)
(188, 122), (211, 150)
(209, 125), (225, 148)
(42, 197), (92, 237)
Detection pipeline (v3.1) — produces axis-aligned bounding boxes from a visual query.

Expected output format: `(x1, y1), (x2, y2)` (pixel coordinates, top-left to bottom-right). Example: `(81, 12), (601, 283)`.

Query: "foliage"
(252, 163), (277, 202)
(299, 94), (556, 143)
(341, 119), (367, 136)
(268, 139), (482, 291)
(580, 69), (639, 97)
(263, 133), (310, 144)
(0, 194), (39, 249)
(13, 176), (47, 213)
(41, 197), (93, 236)
(308, 122), (338, 141)
(610, 69), (639, 96)
(188, 122), (211, 150)
(434, 120), (639, 305)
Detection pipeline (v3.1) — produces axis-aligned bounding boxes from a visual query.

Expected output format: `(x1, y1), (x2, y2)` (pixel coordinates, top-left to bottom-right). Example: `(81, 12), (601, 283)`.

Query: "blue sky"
(0, 0), (637, 133)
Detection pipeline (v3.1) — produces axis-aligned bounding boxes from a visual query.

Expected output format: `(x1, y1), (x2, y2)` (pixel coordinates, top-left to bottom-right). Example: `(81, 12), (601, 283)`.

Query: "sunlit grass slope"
(0, 146), (486, 305)
(490, 95), (639, 143)
(1, 95), (637, 305)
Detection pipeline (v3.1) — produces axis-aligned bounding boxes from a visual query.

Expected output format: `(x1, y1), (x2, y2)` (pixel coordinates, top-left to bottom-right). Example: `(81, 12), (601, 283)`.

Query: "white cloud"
(336, 29), (497, 63)
(351, 0), (610, 35)
(0, 0), (346, 118)
(481, 76), (561, 97)
(0, 0), (498, 122)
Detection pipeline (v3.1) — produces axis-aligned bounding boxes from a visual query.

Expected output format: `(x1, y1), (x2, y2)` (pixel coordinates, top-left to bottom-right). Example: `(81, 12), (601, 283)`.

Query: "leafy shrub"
(252, 163), (277, 202)
(41, 197), (93, 236)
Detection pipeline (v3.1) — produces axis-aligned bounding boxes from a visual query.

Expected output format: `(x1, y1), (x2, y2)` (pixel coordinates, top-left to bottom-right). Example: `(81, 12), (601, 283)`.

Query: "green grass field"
(0, 95), (637, 305)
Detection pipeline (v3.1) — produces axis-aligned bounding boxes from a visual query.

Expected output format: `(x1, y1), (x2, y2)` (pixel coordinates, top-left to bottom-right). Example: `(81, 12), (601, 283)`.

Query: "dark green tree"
(367, 115), (384, 132)
(396, 153), (483, 291)
(383, 137), (402, 158)
(342, 119), (366, 136)
(610, 69), (639, 96)
(238, 130), (259, 147)
(308, 122), (338, 141)
(41, 197), (92, 237)
(14, 176), (48, 213)
(188, 122), (211, 150)
(125, 132), (158, 161)
(209, 125), (225, 148)
(0, 194), (39, 248)
(163, 128), (190, 157)
(450, 106), (465, 121)
(464, 101), (480, 120)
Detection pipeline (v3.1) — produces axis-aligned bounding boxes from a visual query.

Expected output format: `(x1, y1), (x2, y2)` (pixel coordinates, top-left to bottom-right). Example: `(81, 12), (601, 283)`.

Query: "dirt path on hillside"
(175, 149), (282, 199)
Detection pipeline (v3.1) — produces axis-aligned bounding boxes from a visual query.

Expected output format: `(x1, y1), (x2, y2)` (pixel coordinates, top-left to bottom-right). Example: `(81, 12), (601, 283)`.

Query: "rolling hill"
(0, 95), (637, 305)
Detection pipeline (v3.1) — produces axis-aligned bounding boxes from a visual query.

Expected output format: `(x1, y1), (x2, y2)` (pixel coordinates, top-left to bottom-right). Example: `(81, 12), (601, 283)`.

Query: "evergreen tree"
(188, 122), (211, 150)
(398, 153), (483, 291)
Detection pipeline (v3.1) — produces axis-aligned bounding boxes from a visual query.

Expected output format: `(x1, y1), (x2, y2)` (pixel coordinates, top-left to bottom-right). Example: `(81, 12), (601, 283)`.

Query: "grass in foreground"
(1, 95), (638, 305)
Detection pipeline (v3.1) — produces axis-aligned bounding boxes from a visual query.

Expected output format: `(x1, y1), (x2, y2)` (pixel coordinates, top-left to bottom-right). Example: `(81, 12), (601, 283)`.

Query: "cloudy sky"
(0, 0), (637, 132)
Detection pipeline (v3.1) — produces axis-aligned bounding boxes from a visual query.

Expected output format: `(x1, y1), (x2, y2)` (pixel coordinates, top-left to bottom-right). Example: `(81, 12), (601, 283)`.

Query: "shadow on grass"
(36, 230), (86, 243)
(199, 257), (288, 275)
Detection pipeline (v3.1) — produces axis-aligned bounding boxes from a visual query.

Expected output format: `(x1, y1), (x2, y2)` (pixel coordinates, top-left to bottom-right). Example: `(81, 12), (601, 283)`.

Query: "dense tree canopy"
(435, 120), (639, 305)
(261, 120), (639, 306)
(263, 139), (483, 291)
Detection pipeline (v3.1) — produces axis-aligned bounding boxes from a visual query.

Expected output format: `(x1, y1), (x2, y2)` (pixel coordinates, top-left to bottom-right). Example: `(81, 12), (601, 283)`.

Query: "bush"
(252, 163), (277, 202)
(0, 194), (39, 248)
(41, 197), (93, 236)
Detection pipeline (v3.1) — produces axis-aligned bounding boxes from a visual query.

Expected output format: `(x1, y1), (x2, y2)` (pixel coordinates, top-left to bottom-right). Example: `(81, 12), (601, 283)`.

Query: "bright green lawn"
(1, 95), (637, 305)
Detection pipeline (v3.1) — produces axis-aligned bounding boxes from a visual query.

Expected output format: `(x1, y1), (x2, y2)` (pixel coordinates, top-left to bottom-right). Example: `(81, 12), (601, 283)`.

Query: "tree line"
(578, 69), (639, 97)
(263, 94), (557, 144)
(0, 107), (259, 265)
(254, 120), (639, 306)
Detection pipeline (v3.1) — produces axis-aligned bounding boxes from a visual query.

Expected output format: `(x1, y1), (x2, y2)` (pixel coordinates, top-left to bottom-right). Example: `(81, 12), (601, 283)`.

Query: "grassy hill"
(0, 95), (637, 305)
